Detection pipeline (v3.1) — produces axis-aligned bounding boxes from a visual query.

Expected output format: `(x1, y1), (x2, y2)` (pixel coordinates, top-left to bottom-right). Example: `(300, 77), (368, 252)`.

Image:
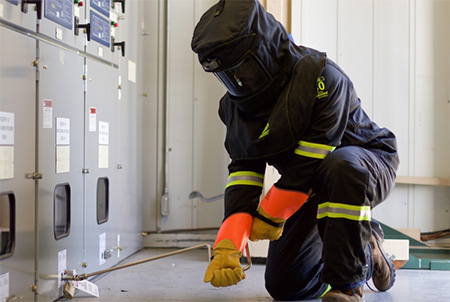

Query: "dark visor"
(203, 53), (271, 97)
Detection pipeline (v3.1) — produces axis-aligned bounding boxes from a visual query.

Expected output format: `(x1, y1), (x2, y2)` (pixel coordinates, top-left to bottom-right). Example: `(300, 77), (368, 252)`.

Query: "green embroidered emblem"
(316, 76), (329, 99)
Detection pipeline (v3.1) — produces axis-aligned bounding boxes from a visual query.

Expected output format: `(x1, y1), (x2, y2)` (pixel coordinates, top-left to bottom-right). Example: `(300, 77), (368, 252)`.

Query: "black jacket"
(220, 52), (399, 217)
(191, 0), (399, 218)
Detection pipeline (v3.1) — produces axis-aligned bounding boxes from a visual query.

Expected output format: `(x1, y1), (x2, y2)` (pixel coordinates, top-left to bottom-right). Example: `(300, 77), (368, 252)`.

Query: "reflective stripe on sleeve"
(226, 171), (264, 188)
(295, 141), (336, 159)
(317, 202), (371, 221)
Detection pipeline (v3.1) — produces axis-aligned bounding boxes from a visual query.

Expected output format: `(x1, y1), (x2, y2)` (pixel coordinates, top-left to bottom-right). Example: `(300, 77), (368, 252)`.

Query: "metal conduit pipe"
(62, 244), (213, 282)
(60, 243), (251, 299)
(160, 0), (170, 218)
(61, 243), (251, 281)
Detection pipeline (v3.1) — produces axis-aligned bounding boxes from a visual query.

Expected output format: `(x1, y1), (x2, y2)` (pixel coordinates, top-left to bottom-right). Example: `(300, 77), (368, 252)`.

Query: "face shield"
(202, 52), (271, 98)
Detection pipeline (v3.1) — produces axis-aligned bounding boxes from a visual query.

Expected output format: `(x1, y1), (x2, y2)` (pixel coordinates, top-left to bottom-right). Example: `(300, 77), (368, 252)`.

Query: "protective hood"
(191, 0), (301, 117)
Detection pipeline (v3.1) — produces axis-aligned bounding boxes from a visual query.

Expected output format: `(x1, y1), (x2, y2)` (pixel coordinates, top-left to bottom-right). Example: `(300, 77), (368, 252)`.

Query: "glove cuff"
(260, 186), (309, 219)
(214, 213), (253, 252)
(254, 210), (285, 228)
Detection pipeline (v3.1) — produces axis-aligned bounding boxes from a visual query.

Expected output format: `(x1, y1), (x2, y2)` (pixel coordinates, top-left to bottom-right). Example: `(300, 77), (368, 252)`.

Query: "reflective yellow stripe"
(319, 285), (332, 298)
(295, 141), (336, 159)
(259, 122), (270, 139)
(226, 171), (264, 188)
(317, 202), (371, 221)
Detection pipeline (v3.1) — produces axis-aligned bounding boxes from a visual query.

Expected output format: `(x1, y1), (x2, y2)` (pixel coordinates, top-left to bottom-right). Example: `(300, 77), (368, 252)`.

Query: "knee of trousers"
(315, 151), (371, 205)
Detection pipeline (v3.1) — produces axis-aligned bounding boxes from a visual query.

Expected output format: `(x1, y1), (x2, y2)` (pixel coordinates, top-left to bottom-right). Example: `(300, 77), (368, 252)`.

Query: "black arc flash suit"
(191, 0), (399, 300)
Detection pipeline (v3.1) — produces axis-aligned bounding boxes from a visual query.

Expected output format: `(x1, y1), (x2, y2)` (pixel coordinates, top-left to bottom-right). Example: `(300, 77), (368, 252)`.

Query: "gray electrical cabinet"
(0, 26), (36, 302)
(83, 57), (120, 274)
(1, 0), (143, 300)
(36, 42), (85, 301)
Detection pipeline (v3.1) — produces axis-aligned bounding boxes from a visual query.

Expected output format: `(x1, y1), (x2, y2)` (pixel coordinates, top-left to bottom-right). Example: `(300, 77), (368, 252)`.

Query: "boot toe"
(321, 287), (364, 302)
(369, 221), (396, 291)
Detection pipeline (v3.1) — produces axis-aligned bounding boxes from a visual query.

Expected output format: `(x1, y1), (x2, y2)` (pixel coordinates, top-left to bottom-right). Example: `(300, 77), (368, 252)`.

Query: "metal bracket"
(111, 37), (126, 57)
(21, 0), (42, 19)
(25, 172), (43, 180)
(103, 246), (122, 259)
(74, 17), (91, 41)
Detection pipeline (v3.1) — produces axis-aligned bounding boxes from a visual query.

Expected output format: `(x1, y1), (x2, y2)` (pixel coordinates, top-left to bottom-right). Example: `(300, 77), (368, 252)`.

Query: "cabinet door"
(36, 42), (85, 301)
(83, 58), (120, 274)
(0, 27), (36, 302)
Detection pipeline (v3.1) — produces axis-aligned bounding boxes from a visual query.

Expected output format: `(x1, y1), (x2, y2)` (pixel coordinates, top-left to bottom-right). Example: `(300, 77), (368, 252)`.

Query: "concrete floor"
(65, 247), (450, 302)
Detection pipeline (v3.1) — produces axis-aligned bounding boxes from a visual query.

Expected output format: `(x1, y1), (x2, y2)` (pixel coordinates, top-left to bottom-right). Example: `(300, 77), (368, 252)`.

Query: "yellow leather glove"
(249, 206), (286, 242)
(204, 239), (245, 287)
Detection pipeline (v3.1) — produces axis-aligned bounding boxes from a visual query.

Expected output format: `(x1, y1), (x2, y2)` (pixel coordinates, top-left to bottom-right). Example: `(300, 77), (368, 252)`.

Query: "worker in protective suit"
(191, 1), (399, 301)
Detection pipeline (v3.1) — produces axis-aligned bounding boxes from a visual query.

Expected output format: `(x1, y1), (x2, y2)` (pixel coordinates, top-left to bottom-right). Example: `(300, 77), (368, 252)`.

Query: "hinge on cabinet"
(82, 168), (89, 174)
(25, 172), (43, 180)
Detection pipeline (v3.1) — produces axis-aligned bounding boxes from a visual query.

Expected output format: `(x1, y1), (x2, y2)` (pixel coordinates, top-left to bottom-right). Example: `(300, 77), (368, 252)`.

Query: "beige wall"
(261, 0), (291, 32)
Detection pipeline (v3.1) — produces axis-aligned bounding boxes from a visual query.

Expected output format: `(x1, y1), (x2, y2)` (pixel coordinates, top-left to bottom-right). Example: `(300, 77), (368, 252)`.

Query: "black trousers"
(264, 146), (397, 301)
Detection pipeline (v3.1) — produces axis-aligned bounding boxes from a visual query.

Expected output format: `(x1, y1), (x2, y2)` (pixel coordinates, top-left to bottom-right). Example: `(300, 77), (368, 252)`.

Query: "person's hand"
(204, 239), (245, 287)
(249, 207), (286, 241)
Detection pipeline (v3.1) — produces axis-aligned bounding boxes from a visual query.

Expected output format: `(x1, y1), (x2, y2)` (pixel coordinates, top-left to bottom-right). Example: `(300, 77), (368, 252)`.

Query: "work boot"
(369, 220), (396, 291)
(322, 286), (364, 302)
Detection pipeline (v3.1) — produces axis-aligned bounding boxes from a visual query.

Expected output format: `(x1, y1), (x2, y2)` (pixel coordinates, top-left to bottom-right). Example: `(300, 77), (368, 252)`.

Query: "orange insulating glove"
(250, 186), (309, 241)
(204, 213), (253, 287)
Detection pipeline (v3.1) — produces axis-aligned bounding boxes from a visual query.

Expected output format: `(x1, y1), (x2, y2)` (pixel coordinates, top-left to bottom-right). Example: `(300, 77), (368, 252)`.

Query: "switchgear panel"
(91, 0), (110, 17)
(5, 0), (19, 5)
(38, 0), (85, 50)
(1, 0), (136, 300)
(90, 10), (110, 47)
(44, 0), (73, 29)
(1, 0), (37, 31)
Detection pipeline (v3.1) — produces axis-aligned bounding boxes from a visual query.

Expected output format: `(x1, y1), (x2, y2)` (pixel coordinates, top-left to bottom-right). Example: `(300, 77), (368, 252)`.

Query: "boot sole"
(322, 298), (366, 302)
(370, 220), (396, 291)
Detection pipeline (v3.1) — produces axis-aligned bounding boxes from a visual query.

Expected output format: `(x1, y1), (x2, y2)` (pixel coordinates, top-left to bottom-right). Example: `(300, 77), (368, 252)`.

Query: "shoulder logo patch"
(316, 76), (329, 99)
